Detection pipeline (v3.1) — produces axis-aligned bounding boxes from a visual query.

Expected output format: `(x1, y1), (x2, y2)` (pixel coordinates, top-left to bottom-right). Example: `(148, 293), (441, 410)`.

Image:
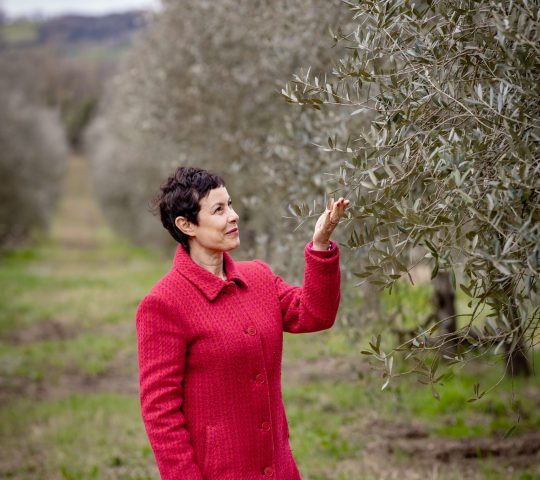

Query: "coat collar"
(173, 244), (248, 302)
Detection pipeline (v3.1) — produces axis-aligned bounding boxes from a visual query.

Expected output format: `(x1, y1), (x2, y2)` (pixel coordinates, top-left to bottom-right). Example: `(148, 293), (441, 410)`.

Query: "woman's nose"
(229, 207), (239, 223)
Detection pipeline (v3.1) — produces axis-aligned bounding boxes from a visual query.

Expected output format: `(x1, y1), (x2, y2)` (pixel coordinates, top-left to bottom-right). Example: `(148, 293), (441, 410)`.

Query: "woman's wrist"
(312, 240), (331, 251)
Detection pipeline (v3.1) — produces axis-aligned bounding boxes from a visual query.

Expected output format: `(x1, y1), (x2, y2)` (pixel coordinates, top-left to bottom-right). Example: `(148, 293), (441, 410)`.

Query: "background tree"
(0, 53), (68, 248)
(282, 0), (539, 380)
(86, 0), (354, 277)
(0, 9), (141, 249)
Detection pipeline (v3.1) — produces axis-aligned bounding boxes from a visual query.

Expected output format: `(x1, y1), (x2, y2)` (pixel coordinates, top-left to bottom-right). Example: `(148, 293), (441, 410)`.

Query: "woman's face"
(186, 186), (240, 253)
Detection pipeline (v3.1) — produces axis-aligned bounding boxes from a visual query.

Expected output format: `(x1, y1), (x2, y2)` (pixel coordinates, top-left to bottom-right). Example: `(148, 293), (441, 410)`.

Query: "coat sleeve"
(135, 294), (203, 480)
(254, 240), (341, 333)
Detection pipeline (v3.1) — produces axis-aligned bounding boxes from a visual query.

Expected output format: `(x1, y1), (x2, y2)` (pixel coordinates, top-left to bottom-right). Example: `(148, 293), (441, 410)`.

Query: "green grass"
(0, 231), (166, 326)
(0, 393), (157, 479)
(1, 331), (133, 380)
(284, 328), (358, 360)
(0, 233), (166, 479)
(400, 351), (540, 438)
(380, 281), (434, 330)
(0, 223), (169, 388)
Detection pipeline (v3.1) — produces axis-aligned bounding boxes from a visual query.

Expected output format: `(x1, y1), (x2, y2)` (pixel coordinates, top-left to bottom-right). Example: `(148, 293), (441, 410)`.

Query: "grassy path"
(0, 156), (167, 478)
(0, 156), (539, 479)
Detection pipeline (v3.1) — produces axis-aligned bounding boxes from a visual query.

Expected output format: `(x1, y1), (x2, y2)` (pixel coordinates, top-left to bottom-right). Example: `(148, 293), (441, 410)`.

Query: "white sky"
(2, 0), (160, 18)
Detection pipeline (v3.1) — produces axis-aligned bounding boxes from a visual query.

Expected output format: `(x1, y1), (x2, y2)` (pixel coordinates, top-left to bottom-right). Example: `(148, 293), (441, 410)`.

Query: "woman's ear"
(175, 216), (194, 237)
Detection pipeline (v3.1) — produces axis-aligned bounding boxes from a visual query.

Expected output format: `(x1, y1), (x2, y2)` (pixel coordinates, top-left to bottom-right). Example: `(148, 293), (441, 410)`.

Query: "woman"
(136, 166), (349, 479)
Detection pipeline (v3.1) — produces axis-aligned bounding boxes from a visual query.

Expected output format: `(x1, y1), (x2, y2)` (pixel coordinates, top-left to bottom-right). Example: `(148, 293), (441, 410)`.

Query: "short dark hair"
(153, 166), (225, 252)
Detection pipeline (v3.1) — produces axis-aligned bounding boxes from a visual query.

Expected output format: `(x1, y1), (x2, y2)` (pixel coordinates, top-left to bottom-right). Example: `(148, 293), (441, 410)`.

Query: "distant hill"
(0, 11), (152, 149)
(1, 11), (149, 48)
(38, 12), (147, 44)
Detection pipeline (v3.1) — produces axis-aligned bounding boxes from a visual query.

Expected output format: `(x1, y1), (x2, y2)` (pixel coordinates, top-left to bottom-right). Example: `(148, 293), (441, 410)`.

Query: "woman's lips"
(226, 228), (239, 235)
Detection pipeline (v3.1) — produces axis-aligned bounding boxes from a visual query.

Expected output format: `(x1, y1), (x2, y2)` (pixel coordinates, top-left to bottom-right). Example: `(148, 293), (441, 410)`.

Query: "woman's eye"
(214, 202), (231, 213)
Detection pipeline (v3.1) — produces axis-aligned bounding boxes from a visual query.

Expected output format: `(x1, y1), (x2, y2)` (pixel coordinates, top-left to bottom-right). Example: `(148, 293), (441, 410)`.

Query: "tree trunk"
(504, 291), (532, 377)
(434, 271), (457, 358)
(506, 337), (532, 376)
(500, 278), (532, 377)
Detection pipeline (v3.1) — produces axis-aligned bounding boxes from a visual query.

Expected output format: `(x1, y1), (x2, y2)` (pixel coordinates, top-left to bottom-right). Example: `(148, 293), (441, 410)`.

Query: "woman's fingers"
(331, 197), (349, 215)
(313, 196), (350, 245)
(324, 197), (349, 229)
(338, 198), (350, 216)
(326, 197), (349, 211)
(329, 202), (340, 225)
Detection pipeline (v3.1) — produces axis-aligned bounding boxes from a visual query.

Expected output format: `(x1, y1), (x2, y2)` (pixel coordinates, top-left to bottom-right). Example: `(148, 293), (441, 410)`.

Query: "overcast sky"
(2, 0), (160, 18)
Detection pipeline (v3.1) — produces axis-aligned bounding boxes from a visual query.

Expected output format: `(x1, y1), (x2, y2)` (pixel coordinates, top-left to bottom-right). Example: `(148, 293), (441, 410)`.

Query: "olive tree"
(86, 0), (352, 278)
(283, 0), (539, 382)
(0, 53), (69, 248)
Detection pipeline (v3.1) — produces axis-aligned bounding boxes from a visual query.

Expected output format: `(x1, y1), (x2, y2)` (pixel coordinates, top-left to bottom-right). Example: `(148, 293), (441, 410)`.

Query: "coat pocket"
(202, 423), (236, 477)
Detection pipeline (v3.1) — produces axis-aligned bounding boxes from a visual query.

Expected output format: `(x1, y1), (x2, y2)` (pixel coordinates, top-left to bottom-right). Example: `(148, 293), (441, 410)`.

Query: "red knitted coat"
(136, 240), (341, 479)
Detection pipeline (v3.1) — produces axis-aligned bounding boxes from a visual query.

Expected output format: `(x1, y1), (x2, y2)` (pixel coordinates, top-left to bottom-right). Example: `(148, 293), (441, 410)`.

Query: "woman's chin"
(222, 238), (240, 251)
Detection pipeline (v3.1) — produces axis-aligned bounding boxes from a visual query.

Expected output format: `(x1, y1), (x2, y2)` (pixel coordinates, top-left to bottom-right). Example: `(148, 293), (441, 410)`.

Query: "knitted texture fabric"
(136, 240), (341, 479)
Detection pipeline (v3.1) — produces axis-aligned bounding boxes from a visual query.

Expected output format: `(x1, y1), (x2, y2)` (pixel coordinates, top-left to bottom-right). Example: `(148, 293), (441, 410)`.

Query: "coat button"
(246, 326), (257, 336)
(261, 421), (271, 432)
(264, 466), (274, 476)
(255, 373), (265, 384)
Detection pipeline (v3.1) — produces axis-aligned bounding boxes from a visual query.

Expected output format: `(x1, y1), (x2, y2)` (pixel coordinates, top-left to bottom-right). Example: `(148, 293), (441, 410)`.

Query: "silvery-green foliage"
(283, 0), (539, 380)
(86, 0), (350, 276)
(0, 62), (68, 248)
(85, 105), (181, 250)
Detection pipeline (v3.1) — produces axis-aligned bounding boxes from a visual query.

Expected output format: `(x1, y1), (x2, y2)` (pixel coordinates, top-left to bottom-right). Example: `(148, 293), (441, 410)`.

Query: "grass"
(0, 393), (156, 479)
(284, 328), (359, 361)
(0, 156), (539, 479)
(402, 352), (540, 438)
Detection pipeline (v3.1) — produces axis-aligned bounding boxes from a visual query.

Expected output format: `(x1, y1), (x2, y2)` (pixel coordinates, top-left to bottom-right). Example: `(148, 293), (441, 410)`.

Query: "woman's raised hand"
(312, 197), (350, 250)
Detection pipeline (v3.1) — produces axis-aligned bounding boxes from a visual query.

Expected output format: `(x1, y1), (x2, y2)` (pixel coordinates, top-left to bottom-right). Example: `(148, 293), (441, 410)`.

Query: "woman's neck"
(188, 244), (226, 280)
